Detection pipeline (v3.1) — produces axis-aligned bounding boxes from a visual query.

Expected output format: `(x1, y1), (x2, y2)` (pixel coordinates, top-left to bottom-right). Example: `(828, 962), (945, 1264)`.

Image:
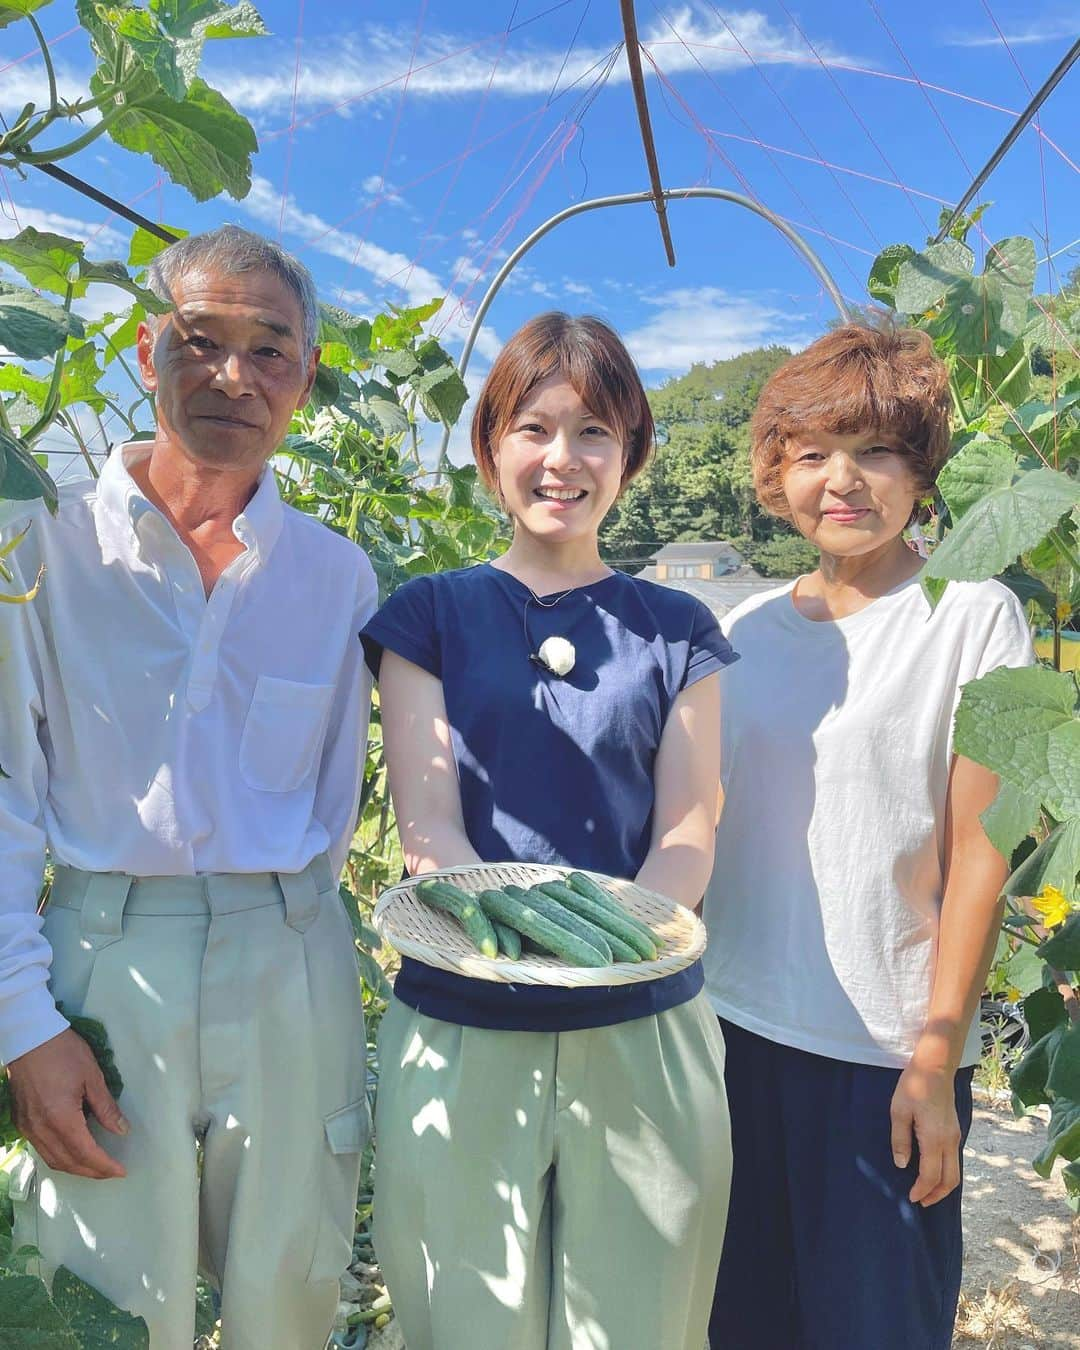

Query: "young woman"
(703, 325), (1036, 1350)
(361, 313), (735, 1350)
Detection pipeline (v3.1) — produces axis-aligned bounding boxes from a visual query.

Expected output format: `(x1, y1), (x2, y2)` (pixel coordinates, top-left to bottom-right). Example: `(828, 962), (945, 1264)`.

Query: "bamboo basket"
(373, 862), (705, 987)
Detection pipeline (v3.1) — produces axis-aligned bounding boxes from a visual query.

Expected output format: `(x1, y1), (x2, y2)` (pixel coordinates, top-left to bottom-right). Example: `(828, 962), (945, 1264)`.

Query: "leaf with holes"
(52, 1266), (150, 1349)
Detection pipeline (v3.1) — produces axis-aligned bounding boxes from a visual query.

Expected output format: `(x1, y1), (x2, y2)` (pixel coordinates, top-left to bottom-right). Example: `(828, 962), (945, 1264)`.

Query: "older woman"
(704, 325), (1035, 1350)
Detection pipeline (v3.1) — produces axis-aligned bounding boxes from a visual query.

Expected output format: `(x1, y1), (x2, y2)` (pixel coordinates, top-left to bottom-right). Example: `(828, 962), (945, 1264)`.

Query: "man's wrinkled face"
(136, 267), (318, 473)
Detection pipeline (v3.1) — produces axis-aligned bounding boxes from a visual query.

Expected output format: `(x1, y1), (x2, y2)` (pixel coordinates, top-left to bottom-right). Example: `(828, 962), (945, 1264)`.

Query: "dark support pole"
(28, 161), (180, 243)
(933, 37), (1080, 245)
(619, 0), (676, 267)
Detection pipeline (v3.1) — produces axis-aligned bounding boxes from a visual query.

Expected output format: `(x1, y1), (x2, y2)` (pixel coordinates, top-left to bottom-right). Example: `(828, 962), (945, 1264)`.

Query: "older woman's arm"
(635, 673), (722, 910)
(890, 753), (1009, 1207)
(378, 650), (481, 876)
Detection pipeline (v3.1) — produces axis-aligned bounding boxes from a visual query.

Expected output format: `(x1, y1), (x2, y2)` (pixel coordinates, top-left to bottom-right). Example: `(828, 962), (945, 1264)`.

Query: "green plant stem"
(0, 396), (13, 438)
(99, 396), (137, 436)
(949, 376), (972, 430)
(1048, 526), (1080, 576)
(27, 14), (58, 117)
(24, 285), (73, 444)
(58, 410), (101, 479)
(13, 109), (121, 166)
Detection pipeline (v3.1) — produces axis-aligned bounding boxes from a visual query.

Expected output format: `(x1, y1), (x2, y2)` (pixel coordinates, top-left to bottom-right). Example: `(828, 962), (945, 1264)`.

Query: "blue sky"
(2, 0), (1078, 467)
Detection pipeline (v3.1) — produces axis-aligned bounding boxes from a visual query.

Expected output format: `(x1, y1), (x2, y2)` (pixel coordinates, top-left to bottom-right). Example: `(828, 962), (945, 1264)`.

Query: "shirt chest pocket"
(240, 675), (335, 793)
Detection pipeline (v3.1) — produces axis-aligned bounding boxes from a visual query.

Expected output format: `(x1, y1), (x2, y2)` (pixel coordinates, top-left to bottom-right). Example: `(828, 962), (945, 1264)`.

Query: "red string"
(772, 0), (933, 235)
(278, 0), (307, 242)
(647, 10), (870, 288)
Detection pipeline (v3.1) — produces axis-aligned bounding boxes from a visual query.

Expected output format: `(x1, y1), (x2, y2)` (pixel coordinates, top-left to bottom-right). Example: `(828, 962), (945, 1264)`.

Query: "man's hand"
(8, 1029), (129, 1179)
(890, 1060), (962, 1208)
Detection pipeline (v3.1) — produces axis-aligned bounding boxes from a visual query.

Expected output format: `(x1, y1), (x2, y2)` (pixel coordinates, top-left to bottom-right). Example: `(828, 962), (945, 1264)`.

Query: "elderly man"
(1, 226), (377, 1348)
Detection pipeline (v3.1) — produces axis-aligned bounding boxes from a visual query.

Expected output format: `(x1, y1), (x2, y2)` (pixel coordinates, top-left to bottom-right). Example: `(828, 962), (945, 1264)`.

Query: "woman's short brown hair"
(470, 312), (654, 492)
(751, 324), (951, 519)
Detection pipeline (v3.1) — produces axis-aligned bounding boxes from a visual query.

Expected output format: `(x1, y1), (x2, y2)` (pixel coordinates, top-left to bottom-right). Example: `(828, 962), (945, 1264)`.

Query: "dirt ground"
(956, 1098), (1079, 1349)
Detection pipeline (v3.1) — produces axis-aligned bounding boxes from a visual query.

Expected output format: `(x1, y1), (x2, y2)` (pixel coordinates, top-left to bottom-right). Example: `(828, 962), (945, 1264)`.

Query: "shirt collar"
(98, 441), (284, 565)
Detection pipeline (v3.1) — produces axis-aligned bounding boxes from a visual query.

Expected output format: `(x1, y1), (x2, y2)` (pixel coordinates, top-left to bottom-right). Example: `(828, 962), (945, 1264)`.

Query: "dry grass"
(954, 1281), (1040, 1348)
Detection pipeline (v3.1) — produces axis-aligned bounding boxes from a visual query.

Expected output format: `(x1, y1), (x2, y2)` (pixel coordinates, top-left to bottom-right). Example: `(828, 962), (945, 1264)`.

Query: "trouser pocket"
(306, 1099), (371, 1285)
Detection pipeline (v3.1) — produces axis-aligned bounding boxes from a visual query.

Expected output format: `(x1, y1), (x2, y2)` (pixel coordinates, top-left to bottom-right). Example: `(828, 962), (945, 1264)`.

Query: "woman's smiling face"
(782, 428), (919, 557)
(492, 375), (626, 545)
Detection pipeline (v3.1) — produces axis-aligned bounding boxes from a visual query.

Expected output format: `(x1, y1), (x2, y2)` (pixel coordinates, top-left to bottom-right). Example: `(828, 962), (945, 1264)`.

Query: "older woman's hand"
(890, 1058), (963, 1207)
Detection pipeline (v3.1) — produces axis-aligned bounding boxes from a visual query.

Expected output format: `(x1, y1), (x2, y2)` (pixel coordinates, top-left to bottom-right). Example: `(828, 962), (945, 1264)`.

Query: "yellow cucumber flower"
(1033, 885), (1071, 929)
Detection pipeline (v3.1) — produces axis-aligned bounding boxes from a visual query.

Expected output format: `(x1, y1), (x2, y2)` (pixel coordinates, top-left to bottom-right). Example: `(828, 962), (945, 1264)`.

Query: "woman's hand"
(889, 1057), (962, 1207)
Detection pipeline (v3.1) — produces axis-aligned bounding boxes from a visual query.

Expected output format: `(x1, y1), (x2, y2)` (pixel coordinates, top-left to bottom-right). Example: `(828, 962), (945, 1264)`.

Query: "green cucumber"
(536, 881), (659, 960)
(504, 885), (614, 962)
(492, 920), (523, 960)
(476, 890), (608, 968)
(415, 879), (499, 958)
(565, 871), (660, 945)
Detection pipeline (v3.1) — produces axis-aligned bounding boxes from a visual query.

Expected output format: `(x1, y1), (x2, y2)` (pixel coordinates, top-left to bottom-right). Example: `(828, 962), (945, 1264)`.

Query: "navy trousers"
(710, 1019), (973, 1350)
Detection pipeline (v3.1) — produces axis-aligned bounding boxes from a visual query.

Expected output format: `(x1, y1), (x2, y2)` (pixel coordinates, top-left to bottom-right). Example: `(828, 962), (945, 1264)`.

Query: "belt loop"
(278, 867), (320, 933)
(79, 873), (134, 949)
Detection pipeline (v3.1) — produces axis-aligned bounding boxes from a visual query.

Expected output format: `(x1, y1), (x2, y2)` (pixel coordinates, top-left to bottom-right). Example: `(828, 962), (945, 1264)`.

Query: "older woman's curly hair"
(751, 325), (951, 520)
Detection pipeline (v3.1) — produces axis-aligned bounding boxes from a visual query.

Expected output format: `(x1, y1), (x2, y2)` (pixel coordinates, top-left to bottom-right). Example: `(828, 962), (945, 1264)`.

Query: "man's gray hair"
(147, 225), (320, 356)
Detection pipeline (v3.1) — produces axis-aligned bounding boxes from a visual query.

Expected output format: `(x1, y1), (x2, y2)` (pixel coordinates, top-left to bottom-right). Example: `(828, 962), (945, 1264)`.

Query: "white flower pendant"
(533, 635), (576, 677)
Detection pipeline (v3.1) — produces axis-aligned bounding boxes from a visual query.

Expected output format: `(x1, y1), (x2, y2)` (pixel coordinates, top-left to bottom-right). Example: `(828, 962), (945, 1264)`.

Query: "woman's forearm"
(635, 829), (716, 911)
(914, 757), (1009, 1074)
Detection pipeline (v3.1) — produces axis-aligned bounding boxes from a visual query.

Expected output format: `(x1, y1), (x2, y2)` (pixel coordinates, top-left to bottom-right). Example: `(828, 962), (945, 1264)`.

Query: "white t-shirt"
(703, 574), (1035, 1069)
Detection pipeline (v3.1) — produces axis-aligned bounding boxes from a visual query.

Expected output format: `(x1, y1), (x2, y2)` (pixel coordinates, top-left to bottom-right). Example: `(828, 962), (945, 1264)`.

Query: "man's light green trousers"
(374, 991), (732, 1350)
(11, 857), (369, 1350)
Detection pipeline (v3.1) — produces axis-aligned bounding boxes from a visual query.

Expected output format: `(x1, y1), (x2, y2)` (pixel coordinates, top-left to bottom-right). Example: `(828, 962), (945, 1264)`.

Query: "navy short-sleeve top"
(361, 562), (738, 1031)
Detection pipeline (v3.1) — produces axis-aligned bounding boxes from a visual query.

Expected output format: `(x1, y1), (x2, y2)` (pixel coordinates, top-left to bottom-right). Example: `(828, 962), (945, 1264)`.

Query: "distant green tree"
(601, 346), (810, 572)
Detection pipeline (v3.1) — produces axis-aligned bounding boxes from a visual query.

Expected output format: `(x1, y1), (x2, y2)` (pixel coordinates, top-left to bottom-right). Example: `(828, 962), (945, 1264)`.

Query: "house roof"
(650, 541), (743, 562)
(635, 567), (785, 621)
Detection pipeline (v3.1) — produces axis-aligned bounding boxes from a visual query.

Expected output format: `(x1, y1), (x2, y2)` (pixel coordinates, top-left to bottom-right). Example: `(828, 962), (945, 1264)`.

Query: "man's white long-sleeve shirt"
(0, 442), (379, 1064)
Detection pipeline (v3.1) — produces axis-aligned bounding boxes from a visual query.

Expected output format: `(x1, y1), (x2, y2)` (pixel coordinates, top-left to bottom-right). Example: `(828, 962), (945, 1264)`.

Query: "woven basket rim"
(373, 862), (705, 988)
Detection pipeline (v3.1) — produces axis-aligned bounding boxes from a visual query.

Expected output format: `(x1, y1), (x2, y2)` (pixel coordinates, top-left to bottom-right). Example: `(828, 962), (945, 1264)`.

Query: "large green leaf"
(1008, 389), (1080, 438)
(1012, 1024), (1065, 1108)
(77, 259), (169, 313)
(96, 76), (258, 203)
(318, 305), (372, 362)
(998, 564), (1057, 621)
(980, 780), (1044, 860)
(937, 437), (1014, 519)
(59, 341), (108, 413)
(954, 665), (1080, 820)
(127, 224), (186, 268)
(1033, 1098), (1080, 1179)
(150, 0), (268, 90)
(866, 243), (916, 308)
(1005, 819), (1080, 902)
(984, 236), (1037, 346)
(1024, 986), (1069, 1043)
(0, 429), (58, 511)
(0, 229), (83, 296)
(1048, 1020), (1080, 1101)
(0, 0), (52, 31)
(894, 239), (973, 315)
(1038, 912), (1080, 972)
(0, 284), (80, 360)
(0, 1269), (79, 1346)
(52, 1266), (150, 1349)
(923, 465), (1080, 595)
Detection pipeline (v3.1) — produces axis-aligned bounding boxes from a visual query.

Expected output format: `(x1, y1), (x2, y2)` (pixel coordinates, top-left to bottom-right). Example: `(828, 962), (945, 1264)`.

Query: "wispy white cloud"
(1, 202), (126, 255)
(944, 18), (1078, 46)
(240, 175), (504, 364)
(202, 4), (854, 119)
(624, 287), (812, 374)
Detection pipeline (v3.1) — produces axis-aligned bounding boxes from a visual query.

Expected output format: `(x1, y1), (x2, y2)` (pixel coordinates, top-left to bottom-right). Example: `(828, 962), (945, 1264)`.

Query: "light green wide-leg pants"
(11, 858), (369, 1350)
(374, 991), (731, 1350)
